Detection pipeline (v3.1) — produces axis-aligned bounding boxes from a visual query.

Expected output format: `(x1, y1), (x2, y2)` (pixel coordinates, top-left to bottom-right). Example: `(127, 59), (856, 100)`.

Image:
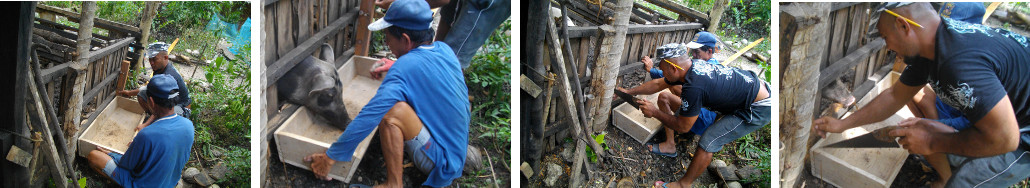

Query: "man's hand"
(638, 99), (657, 118)
(96, 146), (112, 154)
(642, 56), (654, 71)
(890, 117), (958, 155)
(117, 90), (129, 97)
(370, 58), (395, 80)
(813, 117), (850, 138)
(374, 0), (395, 8)
(304, 152), (336, 181)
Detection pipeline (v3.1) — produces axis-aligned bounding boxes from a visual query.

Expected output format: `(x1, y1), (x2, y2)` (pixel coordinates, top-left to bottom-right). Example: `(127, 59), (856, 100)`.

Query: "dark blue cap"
(368, 0), (433, 31)
(147, 74), (179, 100)
(938, 2), (985, 24)
(686, 31), (719, 49)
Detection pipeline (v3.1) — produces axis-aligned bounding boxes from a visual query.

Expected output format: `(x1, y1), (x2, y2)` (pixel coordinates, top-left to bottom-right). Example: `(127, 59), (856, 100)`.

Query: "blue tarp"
(205, 15), (251, 56)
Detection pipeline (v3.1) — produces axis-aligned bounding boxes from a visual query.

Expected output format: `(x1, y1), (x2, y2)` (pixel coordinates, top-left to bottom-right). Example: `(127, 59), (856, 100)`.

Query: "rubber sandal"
(349, 184), (373, 188)
(647, 143), (678, 158)
(654, 181), (669, 188)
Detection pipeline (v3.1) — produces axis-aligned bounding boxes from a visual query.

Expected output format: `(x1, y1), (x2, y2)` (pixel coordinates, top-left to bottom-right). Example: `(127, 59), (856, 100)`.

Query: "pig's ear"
(310, 87), (337, 104)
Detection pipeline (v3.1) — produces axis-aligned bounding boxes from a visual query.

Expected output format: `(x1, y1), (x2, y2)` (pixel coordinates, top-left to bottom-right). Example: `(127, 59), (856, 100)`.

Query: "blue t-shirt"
(327, 41), (470, 187)
(156, 64), (191, 107)
(113, 114), (195, 188)
(898, 17), (1030, 146)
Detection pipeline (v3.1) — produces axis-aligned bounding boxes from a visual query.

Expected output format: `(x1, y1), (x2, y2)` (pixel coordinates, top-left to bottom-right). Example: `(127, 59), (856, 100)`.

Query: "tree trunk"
(63, 1), (96, 162)
(521, 0), (549, 171)
(134, 2), (160, 71)
(587, 0), (633, 133)
(779, 3), (830, 187)
(707, 0), (729, 31)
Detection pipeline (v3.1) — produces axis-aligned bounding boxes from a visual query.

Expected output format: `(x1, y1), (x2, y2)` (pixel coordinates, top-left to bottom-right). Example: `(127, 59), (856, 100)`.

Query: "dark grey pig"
(277, 43), (350, 129)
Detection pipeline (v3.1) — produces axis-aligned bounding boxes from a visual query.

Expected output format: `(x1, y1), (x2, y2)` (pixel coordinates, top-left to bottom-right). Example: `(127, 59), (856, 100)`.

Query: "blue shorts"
(438, 0), (511, 69)
(404, 128), (436, 174)
(690, 108), (716, 135)
(935, 97), (971, 130)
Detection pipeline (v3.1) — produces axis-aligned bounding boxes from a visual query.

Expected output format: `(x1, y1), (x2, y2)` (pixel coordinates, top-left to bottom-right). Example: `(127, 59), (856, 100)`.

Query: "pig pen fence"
(10, 2), (142, 187)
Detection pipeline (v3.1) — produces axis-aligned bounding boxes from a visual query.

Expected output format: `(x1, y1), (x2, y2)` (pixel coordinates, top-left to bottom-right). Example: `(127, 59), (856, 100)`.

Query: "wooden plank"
(831, 2), (860, 11)
(26, 69), (69, 188)
(825, 9), (850, 65)
(35, 4), (140, 34)
(264, 5), (278, 65)
(296, 0), (312, 44)
(818, 39), (885, 90)
(567, 23), (704, 38)
(520, 74), (543, 98)
(266, 11), (357, 84)
(276, 0), (296, 59)
(80, 73), (117, 107)
(354, 0), (373, 56)
(641, 0), (709, 25)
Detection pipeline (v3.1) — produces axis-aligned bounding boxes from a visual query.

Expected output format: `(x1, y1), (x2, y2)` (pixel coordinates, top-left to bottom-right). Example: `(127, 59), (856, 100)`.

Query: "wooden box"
(612, 93), (662, 144)
(273, 56), (381, 182)
(810, 71), (911, 187)
(78, 96), (146, 157)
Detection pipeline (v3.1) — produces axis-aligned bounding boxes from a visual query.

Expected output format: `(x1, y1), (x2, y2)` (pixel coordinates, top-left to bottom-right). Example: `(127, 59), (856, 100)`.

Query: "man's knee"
(380, 102), (421, 140)
(87, 150), (110, 168)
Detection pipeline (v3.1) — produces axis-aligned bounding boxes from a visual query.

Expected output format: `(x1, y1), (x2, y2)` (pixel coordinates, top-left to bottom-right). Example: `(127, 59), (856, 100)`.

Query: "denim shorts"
(404, 128), (436, 174)
(697, 97), (772, 153)
(438, 0), (511, 69)
(946, 148), (1030, 187)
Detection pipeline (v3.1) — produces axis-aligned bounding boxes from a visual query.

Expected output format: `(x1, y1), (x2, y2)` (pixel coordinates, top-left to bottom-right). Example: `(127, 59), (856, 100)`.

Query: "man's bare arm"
(934, 96), (1021, 157)
(843, 81), (921, 128)
(625, 78), (672, 96)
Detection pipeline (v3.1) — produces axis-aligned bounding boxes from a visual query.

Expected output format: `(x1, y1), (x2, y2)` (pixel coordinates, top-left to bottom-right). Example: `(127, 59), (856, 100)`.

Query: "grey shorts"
(103, 158), (117, 177)
(697, 98), (772, 153)
(946, 148), (1030, 187)
(404, 128), (436, 174)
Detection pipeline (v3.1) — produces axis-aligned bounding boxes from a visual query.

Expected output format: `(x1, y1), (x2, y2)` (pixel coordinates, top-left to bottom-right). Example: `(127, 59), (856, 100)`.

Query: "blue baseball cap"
(938, 2), (985, 24)
(368, 0), (433, 31)
(146, 74), (179, 100)
(686, 31), (719, 49)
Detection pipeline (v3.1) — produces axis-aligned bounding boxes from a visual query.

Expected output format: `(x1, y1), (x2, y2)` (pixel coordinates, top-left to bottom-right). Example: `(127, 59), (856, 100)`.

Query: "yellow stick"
(168, 38), (180, 52)
(723, 38), (765, 64)
(984, 2), (1002, 24)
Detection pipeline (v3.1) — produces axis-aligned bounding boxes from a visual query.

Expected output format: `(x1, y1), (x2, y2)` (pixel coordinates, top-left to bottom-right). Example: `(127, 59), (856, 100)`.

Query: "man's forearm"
(843, 86), (914, 129)
(626, 79), (670, 95)
(934, 127), (1019, 157)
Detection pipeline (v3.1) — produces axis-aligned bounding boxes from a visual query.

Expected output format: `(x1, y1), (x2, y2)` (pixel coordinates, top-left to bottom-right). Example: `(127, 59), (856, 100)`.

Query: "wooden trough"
(810, 71), (911, 187)
(77, 97), (146, 157)
(273, 56), (381, 182)
(612, 93), (662, 144)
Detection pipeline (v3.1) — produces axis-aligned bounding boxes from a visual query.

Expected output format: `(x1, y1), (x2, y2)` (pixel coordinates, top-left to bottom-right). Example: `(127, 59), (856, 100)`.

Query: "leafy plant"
(585, 132), (609, 163)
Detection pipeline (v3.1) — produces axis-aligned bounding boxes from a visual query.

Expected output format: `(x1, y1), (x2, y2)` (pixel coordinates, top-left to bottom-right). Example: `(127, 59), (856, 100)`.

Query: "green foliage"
(585, 132), (609, 163)
(77, 177), (86, 188)
(724, 0), (770, 37)
(466, 20), (512, 152)
(729, 125), (771, 188)
(155, 1), (250, 31)
(188, 44), (251, 187)
(221, 146), (252, 187)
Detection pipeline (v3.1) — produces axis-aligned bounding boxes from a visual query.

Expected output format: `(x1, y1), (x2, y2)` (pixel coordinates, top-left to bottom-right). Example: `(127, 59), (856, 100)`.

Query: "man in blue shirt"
(87, 74), (195, 187)
(304, 0), (471, 187)
(117, 42), (192, 131)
